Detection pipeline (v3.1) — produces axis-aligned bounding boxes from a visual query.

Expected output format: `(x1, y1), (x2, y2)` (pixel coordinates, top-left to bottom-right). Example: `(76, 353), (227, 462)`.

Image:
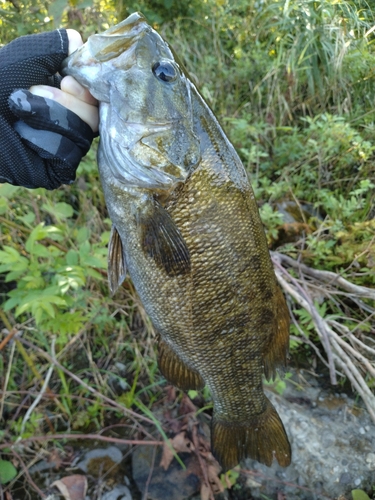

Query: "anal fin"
(108, 225), (127, 296)
(264, 286), (290, 381)
(212, 398), (291, 471)
(158, 336), (204, 391)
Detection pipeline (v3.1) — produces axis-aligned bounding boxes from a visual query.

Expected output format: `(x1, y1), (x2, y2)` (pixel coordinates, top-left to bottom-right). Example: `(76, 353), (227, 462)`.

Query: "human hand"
(0, 29), (99, 190)
(29, 30), (99, 133)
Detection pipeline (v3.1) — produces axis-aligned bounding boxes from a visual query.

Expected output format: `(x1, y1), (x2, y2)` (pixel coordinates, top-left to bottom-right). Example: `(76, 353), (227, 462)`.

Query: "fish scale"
(166, 166), (271, 410)
(62, 11), (292, 471)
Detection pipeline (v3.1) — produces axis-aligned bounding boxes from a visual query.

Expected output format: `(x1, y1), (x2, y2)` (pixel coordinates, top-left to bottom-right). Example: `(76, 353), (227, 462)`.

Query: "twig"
(328, 319), (375, 357)
(350, 311), (375, 336)
(332, 354), (375, 423)
(0, 340), (16, 421)
(272, 251), (375, 299)
(289, 335), (343, 376)
(143, 445), (157, 500)
(10, 449), (46, 499)
(328, 332), (375, 414)
(0, 434), (163, 451)
(273, 259), (337, 384)
(19, 337), (157, 427)
(272, 255), (375, 425)
(0, 327), (18, 351)
(19, 338), (56, 437)
(329, 329), (375, 379)
(192, 424), (215, 500)
(0, 310), (14, 333)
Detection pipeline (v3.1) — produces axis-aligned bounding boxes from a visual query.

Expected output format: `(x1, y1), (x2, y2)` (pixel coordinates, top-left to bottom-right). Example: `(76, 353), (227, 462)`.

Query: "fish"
(62, 12), (291, 471)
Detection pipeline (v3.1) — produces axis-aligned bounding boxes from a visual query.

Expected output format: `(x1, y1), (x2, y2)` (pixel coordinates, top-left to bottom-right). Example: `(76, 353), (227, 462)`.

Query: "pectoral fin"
(158, 336), (204, 390)
(136, 198), (190, 277)
(108, 225), (127, 296)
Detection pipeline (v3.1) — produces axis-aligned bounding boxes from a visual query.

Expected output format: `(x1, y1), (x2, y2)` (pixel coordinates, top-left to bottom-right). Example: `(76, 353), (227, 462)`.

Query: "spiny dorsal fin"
(136, 198), (191, 277)
(158, 336), (204, 391)
(108, 225), (127, 296)
(263, 286), (290, 381)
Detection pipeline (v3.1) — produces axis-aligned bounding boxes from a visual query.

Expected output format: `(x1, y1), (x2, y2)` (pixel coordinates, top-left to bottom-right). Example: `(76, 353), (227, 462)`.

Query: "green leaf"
(17, 211), (35, 227)
(25, 223), (61, 253)
(85, 255), (107, 268)
(0, 247), (29, 274)
(351, 490), (371, 500)
(29, 243), (50, 258)
(79, 240), (91, 259)
(77, 0), (92, 8)
(87, 268), (104, 280)
(0, 184), (19, 198)
(56, 202), (74, 218)
(0, 460), (17, 484)
(76, 227), (90, 244)
(0, 197), (8, 214)
(48, 0), (69, 27)
(66, 249), (79, 266)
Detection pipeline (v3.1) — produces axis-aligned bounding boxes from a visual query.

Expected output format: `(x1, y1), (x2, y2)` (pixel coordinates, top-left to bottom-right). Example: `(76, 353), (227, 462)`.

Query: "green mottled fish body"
(62, 13), (291, 470)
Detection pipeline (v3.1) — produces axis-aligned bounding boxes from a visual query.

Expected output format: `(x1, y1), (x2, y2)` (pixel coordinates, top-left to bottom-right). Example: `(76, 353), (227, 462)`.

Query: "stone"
(243, 370), (375, 499)
(132, 445), (201, 500)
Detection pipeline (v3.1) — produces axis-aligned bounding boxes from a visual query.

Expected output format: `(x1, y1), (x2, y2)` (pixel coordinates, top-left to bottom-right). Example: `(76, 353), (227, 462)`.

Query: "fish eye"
(152, 61), (177, 82)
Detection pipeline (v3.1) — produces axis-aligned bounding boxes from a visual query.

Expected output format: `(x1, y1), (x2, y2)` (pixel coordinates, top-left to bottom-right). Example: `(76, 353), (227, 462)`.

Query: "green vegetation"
(0, 0), (374, 497)
(0, 459), (17, 484)
(352, 489), (372, 500)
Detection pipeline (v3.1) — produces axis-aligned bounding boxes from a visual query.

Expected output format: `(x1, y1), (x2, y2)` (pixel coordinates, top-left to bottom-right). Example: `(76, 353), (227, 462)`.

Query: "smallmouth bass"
(62, 13), (291, 470)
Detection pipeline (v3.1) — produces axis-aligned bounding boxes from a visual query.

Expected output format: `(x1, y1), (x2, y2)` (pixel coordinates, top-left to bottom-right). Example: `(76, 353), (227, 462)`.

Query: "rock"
(244, 370), (375, 499)
(132, 445), (201, 500)
(102, 484), (132, 500)
(76, 446), (123, 476)
(366, 453), (375, 471)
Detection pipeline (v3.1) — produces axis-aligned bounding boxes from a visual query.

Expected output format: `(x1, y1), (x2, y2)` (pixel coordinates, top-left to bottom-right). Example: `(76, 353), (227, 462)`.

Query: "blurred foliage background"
(0, 0), (375, 496)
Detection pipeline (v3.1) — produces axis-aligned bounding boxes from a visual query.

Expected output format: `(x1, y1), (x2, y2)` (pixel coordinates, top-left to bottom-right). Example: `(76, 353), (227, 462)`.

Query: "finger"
(66, 29), (83, 55)
(29, 85), (99, 133)
(10, 89), (94, 153)
(0, 30), (69, 92)
(60, 76), (98, 106)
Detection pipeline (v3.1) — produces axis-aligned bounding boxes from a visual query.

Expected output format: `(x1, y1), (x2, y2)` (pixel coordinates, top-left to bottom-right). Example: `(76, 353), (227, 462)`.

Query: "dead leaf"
(48, 448), (63, 469)
(165, 385), (176, 402)
(206, 463), (224, 495)
(179, 394), (196, 415)
(52, 475), (88, 500)
(200, 482), (211, 500)
(159, 440), (175, 470)
(160, 432), (194, 470)
(171, 432), (195, 454)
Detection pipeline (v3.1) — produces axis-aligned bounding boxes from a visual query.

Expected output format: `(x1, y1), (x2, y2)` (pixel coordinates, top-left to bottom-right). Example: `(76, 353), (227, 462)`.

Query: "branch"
(272, 251), (375, 299)
(272, 253), (375, 425)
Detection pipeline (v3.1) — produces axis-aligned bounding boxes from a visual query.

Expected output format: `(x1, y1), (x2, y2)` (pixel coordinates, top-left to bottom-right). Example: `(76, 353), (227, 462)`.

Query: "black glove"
(0, 30), (95, 189)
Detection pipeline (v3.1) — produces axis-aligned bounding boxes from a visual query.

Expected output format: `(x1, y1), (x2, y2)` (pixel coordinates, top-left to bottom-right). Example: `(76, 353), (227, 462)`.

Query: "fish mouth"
(62, 12), (148, 74)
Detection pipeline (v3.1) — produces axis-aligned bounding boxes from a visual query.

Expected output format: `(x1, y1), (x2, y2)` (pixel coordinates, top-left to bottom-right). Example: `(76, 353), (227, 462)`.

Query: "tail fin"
(212, 398), (291, 471)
